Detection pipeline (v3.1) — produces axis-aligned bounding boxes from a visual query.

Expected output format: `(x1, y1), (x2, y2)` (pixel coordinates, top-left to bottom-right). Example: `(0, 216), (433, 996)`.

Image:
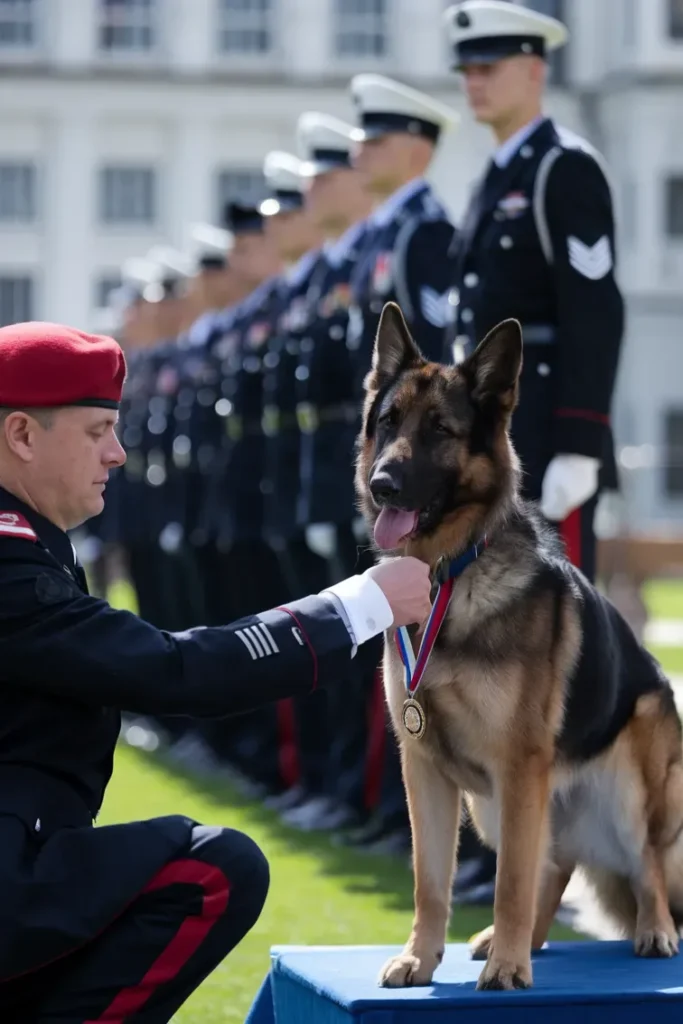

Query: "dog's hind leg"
(629, 693), (681, 956)
(378, 747), (461, 988)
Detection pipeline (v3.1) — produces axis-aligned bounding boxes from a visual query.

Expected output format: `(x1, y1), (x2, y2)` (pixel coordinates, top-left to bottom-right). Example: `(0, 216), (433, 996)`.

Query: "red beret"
(0, 321), (127, 410)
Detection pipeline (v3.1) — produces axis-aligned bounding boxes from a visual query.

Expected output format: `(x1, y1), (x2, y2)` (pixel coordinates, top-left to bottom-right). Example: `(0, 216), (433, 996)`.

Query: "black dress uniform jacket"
(261, 249), (326, 543)
(202, 280), (284, 548)
(297, 221), (370, 528)
(0, 483), (377, 983)
(347, 178), (457, 400)
(445, 118), (624, 494)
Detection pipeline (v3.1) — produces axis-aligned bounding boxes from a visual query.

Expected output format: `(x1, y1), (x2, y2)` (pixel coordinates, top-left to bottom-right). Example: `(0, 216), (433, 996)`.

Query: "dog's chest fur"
(383, 558), (539, 796)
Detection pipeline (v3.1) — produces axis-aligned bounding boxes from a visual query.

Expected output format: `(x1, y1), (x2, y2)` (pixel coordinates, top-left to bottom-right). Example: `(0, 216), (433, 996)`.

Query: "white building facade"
(0, 0), (681, 531)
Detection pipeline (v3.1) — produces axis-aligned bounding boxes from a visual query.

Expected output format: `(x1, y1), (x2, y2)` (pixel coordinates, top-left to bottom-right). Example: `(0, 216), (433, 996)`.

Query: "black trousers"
(26, 826), (269, 1024)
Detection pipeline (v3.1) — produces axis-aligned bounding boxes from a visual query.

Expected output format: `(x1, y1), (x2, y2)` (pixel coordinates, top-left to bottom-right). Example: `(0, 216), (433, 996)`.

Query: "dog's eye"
(378, 407), (399, 429)
(432, 419), (453, 436)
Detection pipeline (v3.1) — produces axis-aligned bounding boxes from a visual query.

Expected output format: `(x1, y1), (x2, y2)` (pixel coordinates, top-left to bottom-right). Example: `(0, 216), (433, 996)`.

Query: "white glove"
(540, 455), (600, 521)
(305, 524), (336, 558)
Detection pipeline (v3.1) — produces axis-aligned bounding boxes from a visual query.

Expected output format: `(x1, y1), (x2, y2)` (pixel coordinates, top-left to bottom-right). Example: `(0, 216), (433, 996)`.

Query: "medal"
(402, 697), (426, 739)
(395, 539), (488, 740)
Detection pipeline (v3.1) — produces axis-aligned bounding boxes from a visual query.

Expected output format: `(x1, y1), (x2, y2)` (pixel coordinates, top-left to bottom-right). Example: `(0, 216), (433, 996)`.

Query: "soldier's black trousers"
(33, 825), (269, 1023)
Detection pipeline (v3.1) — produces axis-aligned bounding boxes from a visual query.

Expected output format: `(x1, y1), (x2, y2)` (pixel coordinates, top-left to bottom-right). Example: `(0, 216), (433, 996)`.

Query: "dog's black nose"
(370, 467), (403, 504)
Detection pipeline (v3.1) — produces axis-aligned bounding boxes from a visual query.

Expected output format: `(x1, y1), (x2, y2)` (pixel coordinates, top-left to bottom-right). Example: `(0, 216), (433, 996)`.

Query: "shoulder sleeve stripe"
(0, 513), (38, 542)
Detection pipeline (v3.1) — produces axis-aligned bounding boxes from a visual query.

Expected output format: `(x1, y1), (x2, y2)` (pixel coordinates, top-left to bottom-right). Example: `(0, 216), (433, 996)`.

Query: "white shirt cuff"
(322, 574), (394, 652)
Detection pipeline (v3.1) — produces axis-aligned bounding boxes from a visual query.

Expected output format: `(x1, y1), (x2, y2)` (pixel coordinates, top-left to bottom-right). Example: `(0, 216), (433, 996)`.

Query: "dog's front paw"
(378, 949), (442, 988)
(635, 926), (679, 958)
(469, 924), (495, 961)
(476, 955), (532, 991)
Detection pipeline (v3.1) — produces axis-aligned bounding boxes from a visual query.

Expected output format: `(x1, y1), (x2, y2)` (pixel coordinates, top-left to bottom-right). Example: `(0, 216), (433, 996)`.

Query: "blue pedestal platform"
(244, 941), (683, 1023)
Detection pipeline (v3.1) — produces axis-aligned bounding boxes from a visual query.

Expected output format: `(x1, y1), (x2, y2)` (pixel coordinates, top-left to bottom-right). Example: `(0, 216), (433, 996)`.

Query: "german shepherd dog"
(355, 301), (683, 992)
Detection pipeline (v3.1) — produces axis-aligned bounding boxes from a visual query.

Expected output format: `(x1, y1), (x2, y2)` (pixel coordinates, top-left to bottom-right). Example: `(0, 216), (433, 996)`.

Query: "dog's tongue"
(374, 508), (418, 551)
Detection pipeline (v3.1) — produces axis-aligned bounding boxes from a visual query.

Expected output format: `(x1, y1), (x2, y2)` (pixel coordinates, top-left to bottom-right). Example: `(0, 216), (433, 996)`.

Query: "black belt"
(224, 415), (264, 441)
(261, 406), (299, 438)
(296, 401), (359, 435)
(0, 764), (94, 840)
(454, 323), (556, 357)
(522, 324), (556, 345)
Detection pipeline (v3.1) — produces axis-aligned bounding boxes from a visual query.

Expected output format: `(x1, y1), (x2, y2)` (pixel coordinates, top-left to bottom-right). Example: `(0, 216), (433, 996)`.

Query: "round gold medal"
(402, 697), (426, 739)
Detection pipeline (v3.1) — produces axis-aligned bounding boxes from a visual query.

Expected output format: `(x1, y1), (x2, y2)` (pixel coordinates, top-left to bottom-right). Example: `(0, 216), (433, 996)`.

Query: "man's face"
(5, 407), (126, 530)
(460, 55), (543, 126)
(352, 133), (432, 196)
(305, 167), (364, 233)
(230, 232), (281, 287)
(185, 267), (240, 317)
(263, 208), (318, 262)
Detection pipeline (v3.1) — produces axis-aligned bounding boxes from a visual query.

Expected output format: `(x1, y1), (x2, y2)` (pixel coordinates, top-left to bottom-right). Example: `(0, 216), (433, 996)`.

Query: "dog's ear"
(366, 302), (424, 392)
(461, 319), (523, 414)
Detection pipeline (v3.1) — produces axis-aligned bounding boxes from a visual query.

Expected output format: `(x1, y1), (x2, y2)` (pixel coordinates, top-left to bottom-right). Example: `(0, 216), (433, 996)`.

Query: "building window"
(664, 409), (683, 497)
(669, 0), (683, 39)
(217, 0), (273, 55)
(0, 163), (36, 222)
(0, 0), (37, 48)
(665, 176), (683, 238)
(216, 167), (266, 216)
(0, 276), (33, 325)
(98, 0), (155, 53)
(95, 275), (122, 309)
(333, 0), (388, 59)
(99, 166), (156, 225)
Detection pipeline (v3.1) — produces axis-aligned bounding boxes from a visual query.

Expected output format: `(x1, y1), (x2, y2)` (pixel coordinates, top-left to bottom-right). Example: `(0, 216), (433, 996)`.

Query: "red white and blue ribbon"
(395, 539), (487, 697)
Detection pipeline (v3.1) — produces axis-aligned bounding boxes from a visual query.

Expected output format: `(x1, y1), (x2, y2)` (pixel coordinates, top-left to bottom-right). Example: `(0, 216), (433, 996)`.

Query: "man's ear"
(461, 319), (523, 414)
(365, 302), (425, 394)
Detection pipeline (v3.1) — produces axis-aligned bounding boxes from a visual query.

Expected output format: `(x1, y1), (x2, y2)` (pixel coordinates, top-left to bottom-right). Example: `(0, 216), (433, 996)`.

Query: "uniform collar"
(370, 177), (429, 228)
(0, 483), (79, 578)
(493, 115), (546, 168)
(325, 219), (368, 268)
(284, 247), (321, 288)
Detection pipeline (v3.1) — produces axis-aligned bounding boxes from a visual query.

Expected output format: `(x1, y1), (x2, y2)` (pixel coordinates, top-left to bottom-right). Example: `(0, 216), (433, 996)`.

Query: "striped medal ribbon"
(394, 538), (487, 739)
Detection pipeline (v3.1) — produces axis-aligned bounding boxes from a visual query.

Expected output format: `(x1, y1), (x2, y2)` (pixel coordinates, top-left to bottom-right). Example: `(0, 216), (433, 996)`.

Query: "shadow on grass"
(119, 743), (579, 943)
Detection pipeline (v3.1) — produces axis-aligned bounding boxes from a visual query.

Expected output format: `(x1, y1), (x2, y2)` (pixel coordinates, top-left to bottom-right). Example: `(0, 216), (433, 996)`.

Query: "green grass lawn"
(643, 578), (683, 621)
(95, 576), (683, 1022)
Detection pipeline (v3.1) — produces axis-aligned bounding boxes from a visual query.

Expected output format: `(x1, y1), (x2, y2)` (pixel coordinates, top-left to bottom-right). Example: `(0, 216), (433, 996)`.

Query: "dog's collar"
(434, 536), (488, 584)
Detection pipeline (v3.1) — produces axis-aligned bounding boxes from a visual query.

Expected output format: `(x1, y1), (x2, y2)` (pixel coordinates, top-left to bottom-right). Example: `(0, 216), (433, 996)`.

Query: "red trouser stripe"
(85, 859), (230, 1023)
(560, 507), (582, 570)
(277, 697), (301, 788)
(364, 668), (387, 811)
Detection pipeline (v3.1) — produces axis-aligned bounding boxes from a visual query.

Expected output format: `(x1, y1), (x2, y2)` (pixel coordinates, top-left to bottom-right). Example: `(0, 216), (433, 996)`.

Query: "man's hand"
(540, 454), (600, 521)
(365, 557), (432, 628)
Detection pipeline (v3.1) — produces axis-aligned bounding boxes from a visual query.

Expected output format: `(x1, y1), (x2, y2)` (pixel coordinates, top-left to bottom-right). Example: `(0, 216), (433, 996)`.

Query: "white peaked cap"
(297, 111), (356, 177)
(260, 150), (306, 216)
(350, 73), (460, 143)
(262, 150), (306, 192)
(444, 1), (568, 68)
(187, 222), (233, 269)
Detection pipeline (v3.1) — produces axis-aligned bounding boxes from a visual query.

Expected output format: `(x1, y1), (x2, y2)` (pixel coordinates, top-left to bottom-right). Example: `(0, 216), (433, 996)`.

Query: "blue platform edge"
(244, 941), (683, 1022)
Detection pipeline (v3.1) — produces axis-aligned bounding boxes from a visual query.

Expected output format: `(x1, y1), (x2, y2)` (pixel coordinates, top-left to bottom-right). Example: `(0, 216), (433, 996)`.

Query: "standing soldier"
(276, 111), (377, 832)
(259, 150), (325, 595)
(441, 0), (624, 904)
(195, 198), (298, 797)
(442, 0), (624, 586)
(340, 75), (461, 853)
